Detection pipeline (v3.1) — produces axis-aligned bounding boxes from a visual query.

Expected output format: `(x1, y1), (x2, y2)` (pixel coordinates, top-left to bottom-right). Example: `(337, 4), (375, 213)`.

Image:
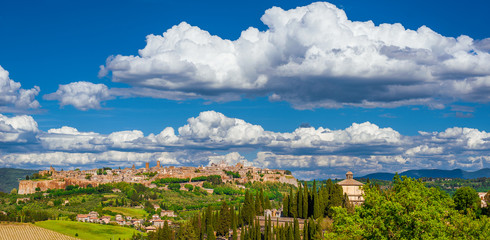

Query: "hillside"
(361, 168), (490, 181)
(0, 168), (38, 193)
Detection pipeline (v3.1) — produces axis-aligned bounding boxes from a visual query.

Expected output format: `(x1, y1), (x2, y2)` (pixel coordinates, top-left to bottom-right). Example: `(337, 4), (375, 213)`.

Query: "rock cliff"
(18, 178), (98, 194)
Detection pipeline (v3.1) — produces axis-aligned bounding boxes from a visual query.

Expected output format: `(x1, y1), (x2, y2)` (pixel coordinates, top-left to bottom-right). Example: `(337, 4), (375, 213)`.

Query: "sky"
(1, 0), (490, 179)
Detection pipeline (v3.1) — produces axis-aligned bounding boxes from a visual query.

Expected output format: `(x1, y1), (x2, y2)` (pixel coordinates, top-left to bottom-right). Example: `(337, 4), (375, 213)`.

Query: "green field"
(103, 207), (148, 219)
(35, 220), (139, 240)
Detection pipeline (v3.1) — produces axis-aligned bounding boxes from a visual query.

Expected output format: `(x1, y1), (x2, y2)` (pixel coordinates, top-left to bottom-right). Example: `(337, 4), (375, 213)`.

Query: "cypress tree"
(255, 218), (261, 240)
(264, 193), (272, 210)
(264, 215), (269, 240)
(205, 206), (213, 229)
(308, 217), (316, 240)
(217, 201), (231, 237)
(251, 225), (255, 240)
(232, 211), (238, 240)
(303, 183), (308, 219)
(176, 221), (198, 240)
(269, 216), (273, 240)
(240, 225), (245, 240)
(249, 191), (256, 224)
(283, 195), (289, 217)
(201, 211), (207, 238)
(243, 190), (250, 225)
(288, 188), (296, 218)
(287, 223), (293, 240)
(259, 189), (265, 210)
(282, 225), (287, 240)
(297, 185), (303, 219)
(207, 224), (216, 240)
(255, 194), (262, 215)
(303, 219), (309, 240)
(313, 190), (321, 219)
(293, 218), (300, 240)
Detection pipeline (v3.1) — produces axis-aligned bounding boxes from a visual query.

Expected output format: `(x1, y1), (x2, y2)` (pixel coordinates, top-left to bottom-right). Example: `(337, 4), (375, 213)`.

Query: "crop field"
(103, 207), (148, 219)
(103, 194), (119, 198)
(35, 220), (139, 240)
(0, 222), (78, 240)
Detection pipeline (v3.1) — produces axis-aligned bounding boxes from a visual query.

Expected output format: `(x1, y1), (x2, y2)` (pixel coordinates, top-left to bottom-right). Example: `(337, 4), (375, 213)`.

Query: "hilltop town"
(18, 161), (298, 194)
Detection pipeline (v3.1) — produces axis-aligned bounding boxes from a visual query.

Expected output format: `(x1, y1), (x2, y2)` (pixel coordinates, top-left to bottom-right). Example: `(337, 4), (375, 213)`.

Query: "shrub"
(184, 184), (194, 191)
(168, 183), (181, 191)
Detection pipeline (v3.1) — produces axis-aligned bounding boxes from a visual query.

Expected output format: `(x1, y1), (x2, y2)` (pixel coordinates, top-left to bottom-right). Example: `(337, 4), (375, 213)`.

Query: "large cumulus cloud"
(1, 110), (489, 178)
(0, 66), (40, 112)
(97, 2), (490, 109)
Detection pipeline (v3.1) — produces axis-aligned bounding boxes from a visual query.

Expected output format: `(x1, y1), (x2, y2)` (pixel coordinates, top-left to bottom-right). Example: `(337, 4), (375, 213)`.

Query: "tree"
(206, 224), (216, 240)
(168, 183), (181, 191)
(453, 186), (481, 214)
(242, 190), (255, 225)
(485, 190), (490, 206)
(216, 201), (231, 237)
(297, 185), (303, 218)
(184, 184), (194, 191)
(10, 188), (17, 195)
(176, 221), (197, 240)
(303, 183), (308, 219)
(283, 195), (289, 217)
(293, 218), (300, 240)
(232, 212), (238, 240)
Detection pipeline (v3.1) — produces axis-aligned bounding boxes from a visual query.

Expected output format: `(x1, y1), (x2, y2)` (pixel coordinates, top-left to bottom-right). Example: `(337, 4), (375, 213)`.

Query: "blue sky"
(1, 0), (490, 179)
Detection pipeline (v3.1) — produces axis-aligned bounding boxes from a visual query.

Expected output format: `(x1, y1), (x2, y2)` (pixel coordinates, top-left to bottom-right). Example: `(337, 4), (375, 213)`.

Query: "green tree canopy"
(327, 176), (490, 239)
(453, 186), (481, 214)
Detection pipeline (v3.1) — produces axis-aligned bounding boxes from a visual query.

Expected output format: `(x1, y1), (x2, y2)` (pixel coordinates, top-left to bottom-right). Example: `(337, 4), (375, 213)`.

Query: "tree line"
(282, 179), (347, 219)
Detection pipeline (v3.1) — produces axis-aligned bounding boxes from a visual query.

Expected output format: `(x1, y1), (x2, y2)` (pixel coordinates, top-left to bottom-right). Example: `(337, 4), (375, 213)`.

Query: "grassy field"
(0, 222), (78, 240)
(35, 220), (139, 240)
(103, 207), (148, 219)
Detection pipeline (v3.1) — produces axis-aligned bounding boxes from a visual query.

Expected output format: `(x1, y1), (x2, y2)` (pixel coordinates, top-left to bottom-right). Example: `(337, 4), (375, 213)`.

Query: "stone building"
(479, 192), (488, 208)
(337, 171), (364, 206)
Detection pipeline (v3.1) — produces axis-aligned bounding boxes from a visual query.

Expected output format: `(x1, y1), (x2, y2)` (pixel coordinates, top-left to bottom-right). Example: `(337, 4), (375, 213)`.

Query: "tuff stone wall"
(18, 179), (99, 195)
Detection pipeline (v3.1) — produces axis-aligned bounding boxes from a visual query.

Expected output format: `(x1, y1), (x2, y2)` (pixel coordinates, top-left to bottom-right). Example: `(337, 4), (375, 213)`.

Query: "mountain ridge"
(360, 168), (490, 181)
(0, 168), (39, 193)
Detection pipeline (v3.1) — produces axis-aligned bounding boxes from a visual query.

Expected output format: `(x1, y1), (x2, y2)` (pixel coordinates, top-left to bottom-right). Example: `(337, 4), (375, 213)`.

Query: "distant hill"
(360, 168), (490, 181)
(0, 168), (39, 193)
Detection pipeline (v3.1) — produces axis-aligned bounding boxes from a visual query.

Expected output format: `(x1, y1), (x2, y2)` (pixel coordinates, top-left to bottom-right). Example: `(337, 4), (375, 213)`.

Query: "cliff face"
(18, 178), (99, 195)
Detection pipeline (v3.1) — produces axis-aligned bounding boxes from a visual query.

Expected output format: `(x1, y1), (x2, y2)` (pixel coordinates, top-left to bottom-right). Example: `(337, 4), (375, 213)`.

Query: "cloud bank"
(91, 1), (490, 110)
(1, 111), (489, 179)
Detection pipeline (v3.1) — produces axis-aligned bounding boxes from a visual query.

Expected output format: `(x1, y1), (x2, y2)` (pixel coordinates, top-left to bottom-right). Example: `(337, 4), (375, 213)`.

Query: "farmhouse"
(337, 171), (364, 206)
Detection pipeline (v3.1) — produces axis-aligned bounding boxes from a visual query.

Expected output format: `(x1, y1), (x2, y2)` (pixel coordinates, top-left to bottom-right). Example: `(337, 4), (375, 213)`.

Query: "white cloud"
(207, 152), (253, 166)
(41, 126), (104, 152)
(405, 145), (444, 156)
(178, 111), (271, 146)
(44, 81), (112, 110)
(1, 111), (490, 175)
(435, 127), (490, 149)
(0, 114), (38, 143)
(0, 66), (40, 111)
(148, 127), (179, 145)
(269, 122), (402, 154)
(0, 151), (180, 168)
(98, 2), (490, 109)
(108, 130), (145, 149)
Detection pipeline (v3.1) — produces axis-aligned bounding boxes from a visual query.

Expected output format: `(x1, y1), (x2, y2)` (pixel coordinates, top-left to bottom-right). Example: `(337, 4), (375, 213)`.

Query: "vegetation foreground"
(1, 172), (489, 239)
